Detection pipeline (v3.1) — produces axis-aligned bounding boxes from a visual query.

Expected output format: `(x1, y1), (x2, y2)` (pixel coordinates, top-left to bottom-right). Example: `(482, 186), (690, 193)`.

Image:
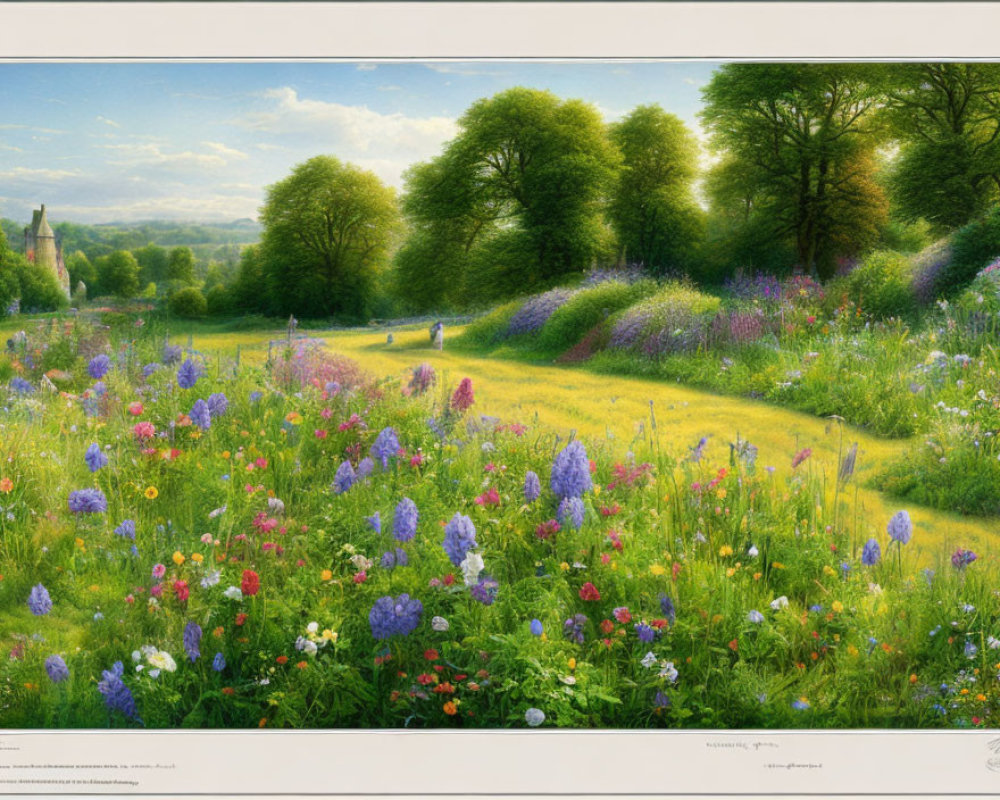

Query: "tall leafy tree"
(167, 246), (196, 286)
(134, 243), (169, 288)
(608, 105), (704, 274)
(259, 155), (399, 318)
(98, 250), (140, 301)
(394, 87), (620, 308)
(880, 64), (1000, 231)
(702, 64), (886, 278)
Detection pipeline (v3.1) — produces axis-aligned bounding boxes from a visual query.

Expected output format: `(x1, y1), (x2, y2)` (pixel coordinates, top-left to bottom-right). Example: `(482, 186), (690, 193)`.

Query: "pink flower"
(474, 487), (500, 508)
(613, 607), (631, 624)
(353, 571), (367, 584)
(791, 447), (812, 468)
(127, 401), (144, 416)
(579, 582), (601, 602)
(133, 421), (156, 440)
(315, 429), (327, 439)
(255, 458), (268, 470)
(450, 378), (475, 413)
(152, 563), (166, 580)
(320, 407), (333, 419)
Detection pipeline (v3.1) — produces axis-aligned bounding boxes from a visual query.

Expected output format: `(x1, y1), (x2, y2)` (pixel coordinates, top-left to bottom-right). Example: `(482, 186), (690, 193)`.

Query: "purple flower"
(689, 436), (708, 463)
(249, 391), (262, 404)
(84, 443), (108, 472)
(530, 619), (543, 636)
(212, 652), (226, 672)
(393, 497), (419, 542)
(369, 594), (423, 640)
(861, 538), (881, 566)
(357, 457), (374, 479)
(176, 358), (201, 390)
(654, 690), (671, 709)
(507, 289), (575, 336)
(792, 698), (810, 711)
(887, 510), (912, 545)
(558, 496), (585, 530)
(635, 623), (656, 643)
(189, 399), (211, 430)
(28, 583), (52, 615)
(380, 548), (409, 569)
(563, 613), (588, 645)
(68, 488), (107, 514)
(183, 622), (202, 662)
(952, 548), (978, 569)
(524, 471), (541, 503)
(366, 511), (381, 534)
(91, 381), (107, 397)
(370, 427), (400, 470)
(9, 377), (34, 394)
(470, 575), (499, 606)
(207, 393), (229, 418)
(408, 363), (436, 396)
(45, 654), (69, 683)
(332, 461), (356, 494)
(443, 513), (477, 566)
(550, 440), (592, 499)
(659, 595), (676, 626)
(88, 354), (111, 380)
(163, 344), (183, 365)
(142, 363), (161, 378)
(97, 662), (141, 722)
(114, 519), (136, 540)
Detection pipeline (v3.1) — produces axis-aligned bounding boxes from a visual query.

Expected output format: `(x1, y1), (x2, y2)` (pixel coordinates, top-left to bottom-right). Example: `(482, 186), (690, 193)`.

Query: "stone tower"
(24, 205), (71, 299)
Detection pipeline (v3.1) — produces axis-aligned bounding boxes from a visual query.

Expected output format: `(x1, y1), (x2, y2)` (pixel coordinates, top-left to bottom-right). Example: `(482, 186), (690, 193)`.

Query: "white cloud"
(254, 143), (286, 152)
(683, 77), (705, 87)
(423, 63), (510, 77)
(96, 115), (121, 128)
(0, 167), (81, 181)
(35, 193), (262, 223)
(0, 142), (23, 153)
(202, 141), (249, 161)
(0, 124), (67, 135)
(377, 85), (403, 92)
(97, 142), (228, 169)
(355, 63), (378, 72)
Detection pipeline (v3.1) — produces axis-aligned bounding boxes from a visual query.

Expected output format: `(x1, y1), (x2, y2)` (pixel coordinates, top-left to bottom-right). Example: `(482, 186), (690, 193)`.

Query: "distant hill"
(0, 217), (261, 262)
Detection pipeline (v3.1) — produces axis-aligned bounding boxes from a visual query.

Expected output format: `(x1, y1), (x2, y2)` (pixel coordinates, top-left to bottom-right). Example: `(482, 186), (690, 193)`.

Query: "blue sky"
(0, 61), (720, 225)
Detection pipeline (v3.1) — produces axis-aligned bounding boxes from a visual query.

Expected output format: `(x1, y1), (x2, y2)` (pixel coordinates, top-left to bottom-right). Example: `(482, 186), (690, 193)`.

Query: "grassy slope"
(181, 323), (1000, 561)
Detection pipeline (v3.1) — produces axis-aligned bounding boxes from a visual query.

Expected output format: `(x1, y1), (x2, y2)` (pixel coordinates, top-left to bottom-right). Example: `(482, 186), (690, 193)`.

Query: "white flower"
(208, 505), (227, 519)
(748, 545), (759, 558)
(131, 650), (142, 662)
(460, 552), (485, 586)
(223, 586), (243, 601)
(200, 570), (221, 588)
(659, 662), (679, 683)
(306, 621), (319, 634)
(770, 596), (789, 610)
(350, 554), (373, 572)
(302, 640), (318, 655)
(148, 668), (160, 679)
(989, 636), (1000, 650)
(431, 616), (449, 632)
(524, 708), (545, 727)
(147, 650), (177, 672)
(640, 651), (658, 669)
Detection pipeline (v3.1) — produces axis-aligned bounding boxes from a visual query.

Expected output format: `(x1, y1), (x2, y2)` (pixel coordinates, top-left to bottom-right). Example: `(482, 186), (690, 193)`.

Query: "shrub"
(534, 279), (657, 354)
(205, 284), (233, 316)
(459, 301), (522, 349)
(169, 287), (207, 319)
(608, 282), (720, 356)
(844, 250), (914, 319)
(506, 288), (577, 337)
(910, 240), (953, 306)
(937, 205), (1000, 297)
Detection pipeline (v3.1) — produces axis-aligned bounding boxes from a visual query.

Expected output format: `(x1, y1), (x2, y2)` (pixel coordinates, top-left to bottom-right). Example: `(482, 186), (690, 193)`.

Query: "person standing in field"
(430, 321), (444, 351)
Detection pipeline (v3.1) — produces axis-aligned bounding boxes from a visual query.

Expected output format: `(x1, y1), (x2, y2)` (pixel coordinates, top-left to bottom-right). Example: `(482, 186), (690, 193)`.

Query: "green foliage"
(98, 250), (141, 301)
(168, 286), (208, 318)
(205, 284), (233, 316)
(938, 205), (1000, 296)
(65, 250), (95, 294)
(134, 244), (169, 288)
(167, 246), (196, 286)
(844, 251), (915, 319)
(458, 301), (523, 349)
(11, 255), (68, 313)
(259, 155), (399, 319)
(608, 105), (705, 274)
(879, 218), (933, 254)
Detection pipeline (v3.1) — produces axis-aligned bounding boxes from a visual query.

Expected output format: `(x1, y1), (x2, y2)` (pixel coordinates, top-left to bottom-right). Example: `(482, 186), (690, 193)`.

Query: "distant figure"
(430, 321), (444, 351)
(386, 333), (394, 345)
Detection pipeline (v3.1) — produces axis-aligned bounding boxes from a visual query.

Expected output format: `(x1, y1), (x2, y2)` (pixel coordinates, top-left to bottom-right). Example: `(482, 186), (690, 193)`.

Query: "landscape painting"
(0, 61), (998, 730)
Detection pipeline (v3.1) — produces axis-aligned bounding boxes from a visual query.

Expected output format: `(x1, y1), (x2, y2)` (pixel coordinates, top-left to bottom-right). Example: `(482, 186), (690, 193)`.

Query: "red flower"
(173, 580), (189, 603)
(474, 487), (500, 508)
(650, 618), (669, 629)
(728, 639), (739, 652)
(241, 569), (260, 596)
(613, 607), (631, 624)
(443, 574), (455, 586)
(579, 582), (601, 602)
(535, 519), (561, 540)
(314, 429), (328, 439)
(672, 562), (682, 582)
(276, 655), (288, 665)
(235, 612), (248, 626)
(599, 504), (622, 517)
(600, 619), (615, 635)
(423, 649), (440, 661)
(417, 673), (435, 686)
(222, 687), (235, 696)
(353, 571), (367, 584)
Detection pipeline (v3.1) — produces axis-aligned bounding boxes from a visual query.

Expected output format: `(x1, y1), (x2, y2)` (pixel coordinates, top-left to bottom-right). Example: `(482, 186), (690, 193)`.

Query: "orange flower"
(276, 655), (288, 665)
(321, 569), (333, 581)
(442, 701), (458, 716)
(0, 478), (13, 493)
(296, 661), (308, 670)
(222, 687), (235, 696)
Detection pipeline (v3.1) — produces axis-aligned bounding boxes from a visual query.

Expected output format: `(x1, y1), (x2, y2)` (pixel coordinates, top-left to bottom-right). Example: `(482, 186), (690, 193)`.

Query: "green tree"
(394, 87), (620, 308)
(65, 250), (96, 293)
(167, 246), (196, 286)
(702, 64), (887, 279)
(880, 64), (1000, 231)
(608, 104), (704, 274)
(99, 250), (141, 301)
(258, 155), (399, 318)
(134, 243), (169, 287)
(232, 245), (265, 314)
(0, 226), (20, 314)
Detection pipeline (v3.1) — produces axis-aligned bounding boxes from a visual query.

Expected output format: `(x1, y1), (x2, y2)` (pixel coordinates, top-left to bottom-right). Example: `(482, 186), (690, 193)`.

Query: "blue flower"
(68, 488), (107, 514)
(84, 443), (108, 473)
(558, 496), (585, 530)
(529, 619), (543, 637)
(659, 595), (676, 626)
(249, 391), (263, 404)
(470, 575), (499, 606)
(887, 510), (912, 545)
(369, 594), (423, 640)
(207, 392), (229, 418)
(28, 583), (52, 615)
(563, 613), (587, 645)
(87, 354), (111, 380)
(792, 698), (810, 711)
(212, 652), (226, 672)
(45, 654), (69, 683)
(370, 427), (400, 470)
(550, 440), (592, 499)
(183, 622), (202, 662)
(9, 377), (34, 394)
(380, 548), (409, 569)
(635, 623), (656, 643)
(332, 461), (356, 494)
(747, 609), (764, 624)
(965, 641), (979, 660)
(861, 538), (881, 566)
(357, 457), (374, 479)
(443, 513), (477, 566)
(142, 363), (161, 378)
(524, 471), (541, 503)
(176, 358), (201, 390)
(393, 497), (419, 542)
(114, 519), (136, 540)
(162, 344), (183, 365)
(97, 662), (141, 722)
(366, 511), (381, 534)
(189, 399), (211, 430)
(654, 690), (671, 709)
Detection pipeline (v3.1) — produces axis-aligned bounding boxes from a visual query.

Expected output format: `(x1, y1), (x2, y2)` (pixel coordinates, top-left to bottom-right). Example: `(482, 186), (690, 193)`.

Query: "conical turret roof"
(36, 205), (54, 239)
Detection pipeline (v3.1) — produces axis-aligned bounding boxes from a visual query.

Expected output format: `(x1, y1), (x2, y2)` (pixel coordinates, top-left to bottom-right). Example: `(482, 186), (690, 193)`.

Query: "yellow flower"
(726, 568), (736, 578)
(321, 569), (333, 581)
(823, 565), (837, 577)
(716, 488), (727, 500)
(568, 658), (576, 671)
(191, 553), (204, 564)
(977, 693), (987, 702)
(172, 551), (185, 566)
(560, 562), (570, 572)
(74, 537), (85, 549)
(89, 584), (100, 593)
(593, 484), (601, 497)
(285, 412), (303, 425)
(753, 572), (762, 580)
(772, 562), (785, 570)
(222, 450), (231, 459)
(144, 486), (158, 500)
(832, 601), (844, 614)
(711, 614), (724, 625)
(322, 629), (337, 642)
(649, 564), (666, 576)
(847, 645), (859, 657)
(718, 545), (733, 557)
